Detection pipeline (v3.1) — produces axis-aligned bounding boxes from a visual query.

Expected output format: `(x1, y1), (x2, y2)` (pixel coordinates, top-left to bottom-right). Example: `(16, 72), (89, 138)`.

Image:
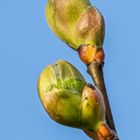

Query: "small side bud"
(76, 7), (105, 48)
(81, 84), (106, 132)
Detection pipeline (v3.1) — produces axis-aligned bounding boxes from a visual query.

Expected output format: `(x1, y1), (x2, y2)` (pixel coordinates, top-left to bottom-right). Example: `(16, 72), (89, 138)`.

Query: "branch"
(87, 61), (119, 140)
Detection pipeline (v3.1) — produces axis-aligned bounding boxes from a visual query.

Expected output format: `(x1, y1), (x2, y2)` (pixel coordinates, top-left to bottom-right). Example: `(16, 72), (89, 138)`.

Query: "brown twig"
(87, 61), (119, 140)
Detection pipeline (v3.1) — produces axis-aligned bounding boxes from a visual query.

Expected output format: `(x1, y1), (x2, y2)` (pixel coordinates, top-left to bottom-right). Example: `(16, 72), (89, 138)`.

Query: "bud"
(38, 60), (86, 128)
(46, 0), (105, 50)
(37, 60), (110, 139)
(81, 84), (105, 132)
(76, 7), (105, 49)
(81, 84), (116, 140)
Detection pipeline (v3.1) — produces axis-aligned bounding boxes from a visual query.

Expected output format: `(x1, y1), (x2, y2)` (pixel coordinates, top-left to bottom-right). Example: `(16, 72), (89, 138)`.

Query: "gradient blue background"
(0, 0), (139, 139)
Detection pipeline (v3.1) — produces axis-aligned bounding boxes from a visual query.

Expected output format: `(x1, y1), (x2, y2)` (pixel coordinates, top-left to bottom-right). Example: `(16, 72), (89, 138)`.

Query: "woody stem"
(87, 61), (119, 139)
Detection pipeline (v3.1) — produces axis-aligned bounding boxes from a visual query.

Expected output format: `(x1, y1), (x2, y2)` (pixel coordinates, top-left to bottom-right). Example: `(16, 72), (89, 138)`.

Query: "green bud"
(38, 60), (86, 128)
(81, 84), (105, 132)
(76, 7), (105, 49)
(37, 60), (106, 134)
(46, 0), (104, 50)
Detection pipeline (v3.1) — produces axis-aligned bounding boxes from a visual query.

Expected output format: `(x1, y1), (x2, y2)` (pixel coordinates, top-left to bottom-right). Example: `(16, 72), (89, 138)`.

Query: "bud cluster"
(38, 60), (111, 139)
(37, 0), (118, 139)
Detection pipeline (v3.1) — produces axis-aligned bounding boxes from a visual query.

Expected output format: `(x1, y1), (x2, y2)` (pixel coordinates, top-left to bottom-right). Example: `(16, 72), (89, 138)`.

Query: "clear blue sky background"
(0, 0), (140, 140)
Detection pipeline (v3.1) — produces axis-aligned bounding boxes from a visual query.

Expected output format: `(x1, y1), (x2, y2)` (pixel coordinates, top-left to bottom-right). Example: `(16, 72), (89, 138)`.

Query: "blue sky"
(0, 0), (140, 140)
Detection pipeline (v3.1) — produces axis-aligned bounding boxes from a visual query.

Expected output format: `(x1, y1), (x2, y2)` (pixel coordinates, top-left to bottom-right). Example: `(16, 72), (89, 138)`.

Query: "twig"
(87, 61), (119, 140)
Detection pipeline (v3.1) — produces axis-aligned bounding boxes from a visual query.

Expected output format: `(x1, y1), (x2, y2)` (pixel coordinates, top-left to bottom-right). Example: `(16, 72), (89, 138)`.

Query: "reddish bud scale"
(94, 48), (105, 63)
(85, 123), (115, 140)
(78, 44), (105, 65)
(97, 123), (114, 140)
